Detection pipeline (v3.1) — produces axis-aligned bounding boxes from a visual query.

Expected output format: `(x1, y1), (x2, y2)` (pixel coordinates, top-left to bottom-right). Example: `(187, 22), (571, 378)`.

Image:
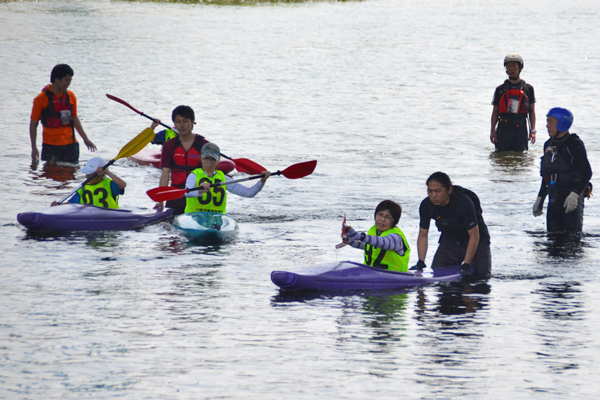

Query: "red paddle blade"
(106, 94), (142, 114)
(232, 158), (267, 175)
(147, 186), (188, 202)
(281, 160), (317, 179)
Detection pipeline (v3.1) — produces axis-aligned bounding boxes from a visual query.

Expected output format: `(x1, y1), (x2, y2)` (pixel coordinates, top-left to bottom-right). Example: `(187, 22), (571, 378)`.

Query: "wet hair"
(50, 64), (74, 83)
(426, 171), (453, 191)
(171, 105), (195, 124)
(374, 200), (402, 227)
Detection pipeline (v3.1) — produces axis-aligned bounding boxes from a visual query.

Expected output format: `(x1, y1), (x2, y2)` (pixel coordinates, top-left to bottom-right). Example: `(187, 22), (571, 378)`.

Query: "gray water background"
(1, 0), (600, 398)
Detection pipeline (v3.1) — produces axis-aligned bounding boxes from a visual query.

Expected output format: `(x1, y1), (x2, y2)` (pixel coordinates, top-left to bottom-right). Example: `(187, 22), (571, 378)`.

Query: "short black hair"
(374, 200), (402, 227)
(50, 64), (74, 83)
(426, 171), (453, 191)
(171, 105), (195, 124)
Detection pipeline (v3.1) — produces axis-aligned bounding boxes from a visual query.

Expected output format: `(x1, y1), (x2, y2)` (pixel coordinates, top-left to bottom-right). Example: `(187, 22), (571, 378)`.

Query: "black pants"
(495, 117), (528, 152)
(432, 237), (492, 278)
(547, 188), (584, 233)
(41, 142), (79, 163)
(166, 197), (186, 215)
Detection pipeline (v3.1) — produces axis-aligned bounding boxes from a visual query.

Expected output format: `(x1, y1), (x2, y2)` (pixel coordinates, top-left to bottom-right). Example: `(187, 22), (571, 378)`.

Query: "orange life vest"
(498, 81), (530, 114)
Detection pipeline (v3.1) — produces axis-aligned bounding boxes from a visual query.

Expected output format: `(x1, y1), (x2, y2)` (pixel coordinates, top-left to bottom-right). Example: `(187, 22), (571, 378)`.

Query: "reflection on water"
(489, 151), (536, 176)
(271, 288), (410, 304)
(29, 160), (78, 184)
(362, 293), (408, 347)
(533, 233), (587, 260)
(22, 230), (121, 249)
(531, 281), (586, 374)
(417, 281), (491, 318)
(533, 281), (584, 322)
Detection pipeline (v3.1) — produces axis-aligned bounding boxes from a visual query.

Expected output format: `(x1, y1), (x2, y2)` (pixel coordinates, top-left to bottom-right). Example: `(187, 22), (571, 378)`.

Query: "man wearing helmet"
(533, 108), (592, 233)
(490, 54), (537, 152)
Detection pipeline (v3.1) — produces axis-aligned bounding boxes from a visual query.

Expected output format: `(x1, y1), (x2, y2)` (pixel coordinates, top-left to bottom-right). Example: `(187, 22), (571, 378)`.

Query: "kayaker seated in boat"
(342, 200), (411, 272)
(50, 157), (126, 209)
(412, 172), (491, 278)
(152, 105), (210, 215)
(184, 143), (270, 214)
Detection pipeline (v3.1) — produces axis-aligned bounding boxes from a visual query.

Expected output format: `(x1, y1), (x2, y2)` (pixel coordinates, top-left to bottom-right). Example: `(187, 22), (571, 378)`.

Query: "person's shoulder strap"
(453, 185), (483, 215)
(192, 135), (208, 150)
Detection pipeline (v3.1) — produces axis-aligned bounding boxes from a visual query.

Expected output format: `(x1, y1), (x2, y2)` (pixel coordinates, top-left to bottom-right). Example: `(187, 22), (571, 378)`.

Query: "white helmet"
(504, 53), (524, 69)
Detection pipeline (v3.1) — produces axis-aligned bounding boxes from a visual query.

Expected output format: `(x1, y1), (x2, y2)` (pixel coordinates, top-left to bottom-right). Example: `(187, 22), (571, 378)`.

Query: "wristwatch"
(531, 129), (537, 134)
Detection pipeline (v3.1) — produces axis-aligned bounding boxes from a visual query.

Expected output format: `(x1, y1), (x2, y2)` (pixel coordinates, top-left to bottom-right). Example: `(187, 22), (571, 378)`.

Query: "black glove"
(460, 263), (471, 276)
(410, 260), (426, 271)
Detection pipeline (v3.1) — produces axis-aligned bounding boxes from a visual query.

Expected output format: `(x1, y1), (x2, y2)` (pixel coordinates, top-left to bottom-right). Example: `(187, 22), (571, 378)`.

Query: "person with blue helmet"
(490, 54), (537, 152)
(533, 108), (592, 234)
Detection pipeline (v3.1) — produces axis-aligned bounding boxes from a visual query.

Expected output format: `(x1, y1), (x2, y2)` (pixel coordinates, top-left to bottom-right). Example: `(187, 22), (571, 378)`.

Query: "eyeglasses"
(375, 212), (394, 221)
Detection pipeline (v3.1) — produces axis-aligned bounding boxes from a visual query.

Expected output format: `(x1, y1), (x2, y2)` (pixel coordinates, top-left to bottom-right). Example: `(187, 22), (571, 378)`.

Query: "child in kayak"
(51, 157), (126, 209)
(342, 200), (411, 272)
(184, 143), (270, 214)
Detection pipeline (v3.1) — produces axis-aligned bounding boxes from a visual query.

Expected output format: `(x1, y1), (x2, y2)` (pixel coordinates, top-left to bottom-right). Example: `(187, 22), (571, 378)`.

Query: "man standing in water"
(490, 54), (537, 152)
(533, 108), (592, 234)
(30, 64), (96, 162)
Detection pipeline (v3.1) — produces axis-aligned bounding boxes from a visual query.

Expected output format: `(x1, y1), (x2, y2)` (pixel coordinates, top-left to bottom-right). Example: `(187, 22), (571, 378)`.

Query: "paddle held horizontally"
(146, 160), (317, 203)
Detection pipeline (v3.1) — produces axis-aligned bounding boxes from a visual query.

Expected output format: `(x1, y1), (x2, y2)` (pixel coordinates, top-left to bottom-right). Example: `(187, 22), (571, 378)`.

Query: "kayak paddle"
(57, 128), (156, 204)
(335, 213), (347, 249)
(146, 160), (318, 202)
(105, 94), (266, 175)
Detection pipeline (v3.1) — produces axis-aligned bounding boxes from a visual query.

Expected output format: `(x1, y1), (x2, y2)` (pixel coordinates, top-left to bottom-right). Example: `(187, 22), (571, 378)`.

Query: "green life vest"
(76, 178), (119, 209)
(184, 169), (227, 214)
(364, 225), (410, 272)
(165, 128), (177, 142)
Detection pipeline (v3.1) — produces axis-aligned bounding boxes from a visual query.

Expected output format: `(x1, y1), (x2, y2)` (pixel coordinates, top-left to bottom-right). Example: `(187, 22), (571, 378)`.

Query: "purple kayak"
(271, 261), (464, 291)
(17, 203), (174, 232)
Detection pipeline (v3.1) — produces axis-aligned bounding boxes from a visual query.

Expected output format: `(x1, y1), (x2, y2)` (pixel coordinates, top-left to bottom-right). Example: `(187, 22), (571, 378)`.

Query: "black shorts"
(41, 142), (80, 163)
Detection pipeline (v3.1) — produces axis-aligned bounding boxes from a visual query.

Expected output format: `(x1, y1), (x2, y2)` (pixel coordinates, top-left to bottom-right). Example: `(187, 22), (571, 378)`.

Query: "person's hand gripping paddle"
(56, 128), (155, 204)
(146, 160), (317, 202)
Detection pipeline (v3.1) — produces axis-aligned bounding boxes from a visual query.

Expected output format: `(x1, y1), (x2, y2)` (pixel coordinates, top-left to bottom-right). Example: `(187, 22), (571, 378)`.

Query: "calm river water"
(1, 0), (600, 398)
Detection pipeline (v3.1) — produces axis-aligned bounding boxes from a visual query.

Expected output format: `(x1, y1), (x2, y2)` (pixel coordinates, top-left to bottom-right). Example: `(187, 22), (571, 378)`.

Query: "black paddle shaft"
(138, 112), (235, 162)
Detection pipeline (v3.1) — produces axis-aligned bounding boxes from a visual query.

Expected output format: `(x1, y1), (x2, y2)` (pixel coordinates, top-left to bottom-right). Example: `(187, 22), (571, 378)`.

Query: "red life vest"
(170, 135), (209, 188)
(40, 88), (75, 131)
(498, 81), (530, 114)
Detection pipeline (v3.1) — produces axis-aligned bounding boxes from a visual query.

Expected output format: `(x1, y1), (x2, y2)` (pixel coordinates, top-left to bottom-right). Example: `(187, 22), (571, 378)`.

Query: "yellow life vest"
(184, 169), (227, 214)
(165, 128), (177, 141)
(76, 178), (119, 209)
(364, 225), (410, 272)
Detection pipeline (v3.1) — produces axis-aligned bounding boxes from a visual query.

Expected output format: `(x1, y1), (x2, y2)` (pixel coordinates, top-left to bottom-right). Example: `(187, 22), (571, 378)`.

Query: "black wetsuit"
(419, 187), (491, 277)
(538, 133), (592, 233)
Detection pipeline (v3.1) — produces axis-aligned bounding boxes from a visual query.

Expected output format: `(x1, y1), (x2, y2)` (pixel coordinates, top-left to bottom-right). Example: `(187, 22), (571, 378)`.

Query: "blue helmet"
(547, 108), (574, 132)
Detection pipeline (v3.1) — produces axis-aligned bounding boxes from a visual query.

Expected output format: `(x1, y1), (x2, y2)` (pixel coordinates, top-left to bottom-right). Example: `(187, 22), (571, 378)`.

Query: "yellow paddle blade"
(115, 128), (156, 160)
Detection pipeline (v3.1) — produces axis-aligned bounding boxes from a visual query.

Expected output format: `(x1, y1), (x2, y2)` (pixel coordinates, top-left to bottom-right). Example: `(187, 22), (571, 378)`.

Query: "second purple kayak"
(271, 261), (464, 291)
